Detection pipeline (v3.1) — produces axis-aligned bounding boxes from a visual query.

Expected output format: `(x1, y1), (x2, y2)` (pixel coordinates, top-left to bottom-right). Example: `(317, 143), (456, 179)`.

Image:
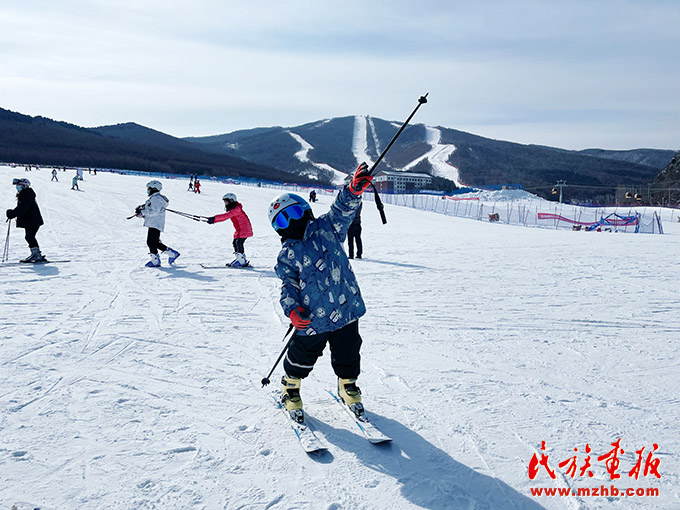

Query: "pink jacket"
(214, 203), (253, 238)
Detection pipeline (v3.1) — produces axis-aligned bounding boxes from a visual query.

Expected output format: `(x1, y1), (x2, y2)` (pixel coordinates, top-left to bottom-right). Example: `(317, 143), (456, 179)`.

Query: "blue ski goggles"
(272, 204), (306, 230)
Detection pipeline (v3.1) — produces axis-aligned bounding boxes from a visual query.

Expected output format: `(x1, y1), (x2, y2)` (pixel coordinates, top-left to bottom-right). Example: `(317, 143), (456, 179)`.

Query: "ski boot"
(227, 252), (249, 268)
(338, 378), (364, 418)
(281, 375), (304, 423)
(20, 247), (46, 263)
(166, 248), (180, 265)
(145, 253), (161, 267)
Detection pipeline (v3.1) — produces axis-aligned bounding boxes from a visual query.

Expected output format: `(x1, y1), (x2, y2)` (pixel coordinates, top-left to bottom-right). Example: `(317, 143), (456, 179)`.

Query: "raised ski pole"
(364, 93), (428, 224)
(261, 324), (296, 387)
(368, 93), (428, 177)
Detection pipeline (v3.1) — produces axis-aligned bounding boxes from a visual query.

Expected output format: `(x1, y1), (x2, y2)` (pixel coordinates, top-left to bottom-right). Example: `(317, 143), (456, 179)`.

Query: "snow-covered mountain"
(2, 106), (675, 201)
(185, 116), (676, 200)
(1, 165), (678, 509)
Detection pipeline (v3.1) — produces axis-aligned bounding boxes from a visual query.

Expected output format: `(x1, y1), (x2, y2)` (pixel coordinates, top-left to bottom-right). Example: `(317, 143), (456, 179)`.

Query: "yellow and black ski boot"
(338, 378), (364, 418)
(281, 375), (304, 422)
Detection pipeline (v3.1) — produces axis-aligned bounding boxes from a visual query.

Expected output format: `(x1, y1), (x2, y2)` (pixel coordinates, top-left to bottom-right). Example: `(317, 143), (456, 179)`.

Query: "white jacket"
(141, 192), (169, 231)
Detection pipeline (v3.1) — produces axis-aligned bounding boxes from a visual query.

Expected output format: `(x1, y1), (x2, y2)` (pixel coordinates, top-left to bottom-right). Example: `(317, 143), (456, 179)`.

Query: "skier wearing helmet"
(135, 180), (180, 267)
(207, 192), (253, 267)
(269, 162), (374, 423)
(6, 178), (46, 263)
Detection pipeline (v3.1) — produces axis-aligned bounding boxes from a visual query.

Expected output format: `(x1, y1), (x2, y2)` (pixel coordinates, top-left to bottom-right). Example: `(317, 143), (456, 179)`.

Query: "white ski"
(326, 389), (391, 444)
(272, 395), (328, 454)
(200, 263), (253, 269)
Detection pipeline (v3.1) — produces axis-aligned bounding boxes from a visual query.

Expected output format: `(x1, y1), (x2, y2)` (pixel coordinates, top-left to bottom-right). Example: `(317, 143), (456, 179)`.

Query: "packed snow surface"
(1, 166), (678, 510)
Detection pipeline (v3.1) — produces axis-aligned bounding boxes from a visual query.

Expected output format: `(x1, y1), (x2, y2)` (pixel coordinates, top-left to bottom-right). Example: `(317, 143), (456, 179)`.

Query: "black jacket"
(6, 187), (44, 229)
(349, 202), (362, 230)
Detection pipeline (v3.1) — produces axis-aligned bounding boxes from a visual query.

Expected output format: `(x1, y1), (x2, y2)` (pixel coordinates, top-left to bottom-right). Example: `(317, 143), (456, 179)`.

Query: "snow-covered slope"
(287, 131), (347, 185)
(352, 115), (375, 167)
(1, 166), (678, 510)
(404, 127), (461, 185)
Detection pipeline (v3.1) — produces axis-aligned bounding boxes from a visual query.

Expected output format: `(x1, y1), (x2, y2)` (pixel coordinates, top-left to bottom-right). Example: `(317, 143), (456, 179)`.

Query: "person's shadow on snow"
(156, 267), (218, 282)
(314, 414), (545, 510)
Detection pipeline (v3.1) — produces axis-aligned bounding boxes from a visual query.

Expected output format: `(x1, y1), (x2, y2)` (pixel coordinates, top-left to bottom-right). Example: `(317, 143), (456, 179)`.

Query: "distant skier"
(207, 193), (253, 267)
(71, 174), (80, 190)
(309, 190), (317, 203)
(5, 178), (46, 263)
(51, 169), (58, 182)
(188, 176), (194, 191)
(194, 179), (201, 194)
(347, 202), (363, 259)
(268, 162), (373, 422)
(135, 180), (180, 267)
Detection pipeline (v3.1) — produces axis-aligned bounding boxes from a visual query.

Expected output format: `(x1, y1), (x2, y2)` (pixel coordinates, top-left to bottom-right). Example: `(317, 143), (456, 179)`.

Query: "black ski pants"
(146, 228), (167, 254)
(347, 225), (362, 258)
(24, 226), (40, 249)
(232, 237), (246, 254)
(284, 320), (362, 380)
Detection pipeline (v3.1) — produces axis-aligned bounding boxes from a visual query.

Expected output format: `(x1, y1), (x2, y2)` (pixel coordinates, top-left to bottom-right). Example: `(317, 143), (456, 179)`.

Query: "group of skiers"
(5, 163), (373, 418)
(187, 175), (201, 193)
(50, 167), (88, 190)
(132, 180), (253, 268)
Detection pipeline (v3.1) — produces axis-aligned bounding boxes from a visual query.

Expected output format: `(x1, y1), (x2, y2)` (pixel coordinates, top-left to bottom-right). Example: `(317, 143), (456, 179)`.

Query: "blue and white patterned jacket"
(275, 186), (366, 336)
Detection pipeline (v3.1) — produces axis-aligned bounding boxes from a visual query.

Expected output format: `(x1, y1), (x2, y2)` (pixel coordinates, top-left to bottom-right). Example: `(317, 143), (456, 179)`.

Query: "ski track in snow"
(1, 166), (679, 510)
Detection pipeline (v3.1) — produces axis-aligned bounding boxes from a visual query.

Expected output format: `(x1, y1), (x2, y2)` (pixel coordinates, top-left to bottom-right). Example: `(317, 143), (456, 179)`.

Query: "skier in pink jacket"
(207, 193), (253, 267)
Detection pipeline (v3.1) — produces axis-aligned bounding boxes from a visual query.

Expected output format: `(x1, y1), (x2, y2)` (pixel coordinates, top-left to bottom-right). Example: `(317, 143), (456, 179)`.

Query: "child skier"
(207, 193), (253, 267)
(135, 180), (180, 267)
(5, 178), (46, 263)
(268, 163), (373, 422)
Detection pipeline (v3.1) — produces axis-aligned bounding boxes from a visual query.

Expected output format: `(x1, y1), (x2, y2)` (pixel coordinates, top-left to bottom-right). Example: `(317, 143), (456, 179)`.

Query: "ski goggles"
(272, 204), (306, 230)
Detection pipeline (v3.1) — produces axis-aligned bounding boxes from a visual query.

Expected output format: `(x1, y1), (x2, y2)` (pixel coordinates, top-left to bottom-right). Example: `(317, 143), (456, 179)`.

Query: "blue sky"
(1, 0), (678, 150)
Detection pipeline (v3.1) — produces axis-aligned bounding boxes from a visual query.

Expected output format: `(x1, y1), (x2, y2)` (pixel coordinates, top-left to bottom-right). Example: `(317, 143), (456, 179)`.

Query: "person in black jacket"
(6, 178), (46, 263)
(347, 202), (363, 259)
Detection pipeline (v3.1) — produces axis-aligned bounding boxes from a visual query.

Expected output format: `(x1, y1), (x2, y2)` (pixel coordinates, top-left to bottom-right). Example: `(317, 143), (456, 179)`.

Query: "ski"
(326, 389), (391, 444)
(272, 394), (328, 453)
(200, 263), (253, 269)
(2, 260), (70, 266)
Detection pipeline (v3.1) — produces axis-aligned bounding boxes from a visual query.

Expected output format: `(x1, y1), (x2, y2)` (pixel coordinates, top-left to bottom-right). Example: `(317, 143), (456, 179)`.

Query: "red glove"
(290, 306), (311, 330)
(349, 162), (373, 195)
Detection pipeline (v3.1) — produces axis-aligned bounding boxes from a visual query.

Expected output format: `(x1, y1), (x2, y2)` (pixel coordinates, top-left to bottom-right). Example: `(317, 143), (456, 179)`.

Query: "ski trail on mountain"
(287, 130), (347, 184)
(404, 126), (461, 185)
(352, 115), (374, 166)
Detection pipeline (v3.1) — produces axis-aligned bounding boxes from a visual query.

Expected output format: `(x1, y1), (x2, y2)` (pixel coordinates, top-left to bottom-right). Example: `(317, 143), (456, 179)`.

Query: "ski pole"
(358, 93), (428, 225)
(2, 219), (10, 263)
(167, 208), (209, 222)
(261, 324), (296, 387)
(368, 93), (428, 177)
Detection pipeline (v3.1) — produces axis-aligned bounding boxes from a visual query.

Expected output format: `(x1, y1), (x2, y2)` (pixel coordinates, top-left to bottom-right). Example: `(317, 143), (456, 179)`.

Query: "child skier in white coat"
(136, 180), (180, 267)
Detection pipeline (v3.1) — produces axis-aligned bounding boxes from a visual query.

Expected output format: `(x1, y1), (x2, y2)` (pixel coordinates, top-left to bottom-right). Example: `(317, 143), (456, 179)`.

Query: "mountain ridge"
(0, 108), (314, 184)
(1, 106), (677, 201)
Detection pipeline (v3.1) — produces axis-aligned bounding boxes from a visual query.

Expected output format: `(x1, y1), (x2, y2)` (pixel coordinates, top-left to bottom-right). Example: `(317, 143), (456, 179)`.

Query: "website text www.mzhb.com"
(530, 485), (659, 498)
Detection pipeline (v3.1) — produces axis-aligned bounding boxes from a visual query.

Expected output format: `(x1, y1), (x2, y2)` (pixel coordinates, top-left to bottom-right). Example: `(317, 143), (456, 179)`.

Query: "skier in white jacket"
(135, 180), (180, 267)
